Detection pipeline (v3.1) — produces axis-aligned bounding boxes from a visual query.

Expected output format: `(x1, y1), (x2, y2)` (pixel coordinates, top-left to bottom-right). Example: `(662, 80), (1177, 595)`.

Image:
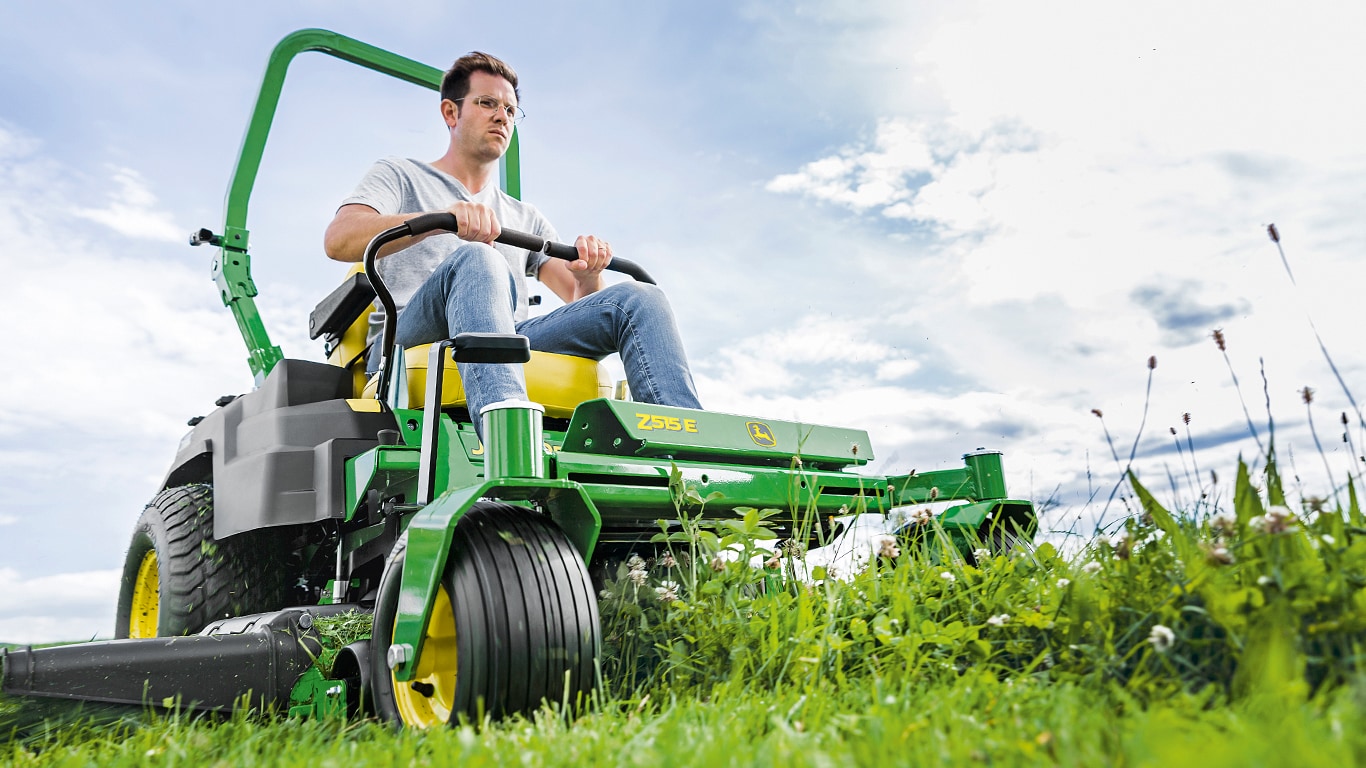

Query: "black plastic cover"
(309, 272), (375, 340)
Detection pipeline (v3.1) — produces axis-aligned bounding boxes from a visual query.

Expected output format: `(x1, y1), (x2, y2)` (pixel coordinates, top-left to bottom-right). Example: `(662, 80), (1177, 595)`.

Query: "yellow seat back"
(328, 265), (612, 417)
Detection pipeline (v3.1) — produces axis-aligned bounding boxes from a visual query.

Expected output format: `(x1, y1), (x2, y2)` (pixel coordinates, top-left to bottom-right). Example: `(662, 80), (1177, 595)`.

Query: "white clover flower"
(1056, 578), (1071, 589)
(940, 571), (957, 584)
(1209, 510), (1237, 534)
(660, 552), (678, 568)
(709, 553), (726, 572)
(1205, 544), (1234, 565)
(972, 548), (991, 562)
(987, 614), (1010, 627)
(628, 568), (648, 587)
(908, 507), (934, 526)
(599, 589), (612, 600)
(1108, 530), (1132, 549)
(626, 554), (646, 571)
(1082, 561), (1103, 575)
(1321, 534), (1337, 547)
(873, 534), (900, 559)
(655, 581), (679, 602)
(1253, 506), (1298, 535)
(1148, 624), (1175, 653)
(1257, 575), (1274, 586)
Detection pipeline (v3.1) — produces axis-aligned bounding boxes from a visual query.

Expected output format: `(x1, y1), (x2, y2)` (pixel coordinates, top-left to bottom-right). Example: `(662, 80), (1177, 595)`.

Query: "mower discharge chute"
(1, 29), (1036, 727)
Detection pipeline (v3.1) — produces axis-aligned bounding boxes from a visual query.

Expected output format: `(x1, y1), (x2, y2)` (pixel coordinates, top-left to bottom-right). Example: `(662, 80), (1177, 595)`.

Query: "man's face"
(447, 71), (518, 163)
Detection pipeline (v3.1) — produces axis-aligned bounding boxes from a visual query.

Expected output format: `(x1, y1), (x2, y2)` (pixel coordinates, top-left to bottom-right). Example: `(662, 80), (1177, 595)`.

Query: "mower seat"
(316, 265), (612, 419)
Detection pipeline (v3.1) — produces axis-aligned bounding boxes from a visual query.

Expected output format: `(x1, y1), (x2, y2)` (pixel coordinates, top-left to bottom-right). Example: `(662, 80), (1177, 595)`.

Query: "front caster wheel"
(370, 502), (601, 726)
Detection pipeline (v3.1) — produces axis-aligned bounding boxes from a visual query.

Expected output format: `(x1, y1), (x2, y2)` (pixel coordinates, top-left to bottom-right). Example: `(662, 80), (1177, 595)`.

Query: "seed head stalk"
(1267, 224), (1366, 453)
(1212, 329), (1265, 454)
(1099, 356), (1157, 526)
(1302, 387), (1342, 511)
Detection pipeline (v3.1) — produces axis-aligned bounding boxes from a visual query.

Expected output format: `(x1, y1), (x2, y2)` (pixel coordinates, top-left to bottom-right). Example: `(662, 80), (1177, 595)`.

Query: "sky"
(1, 1), (1363, 642)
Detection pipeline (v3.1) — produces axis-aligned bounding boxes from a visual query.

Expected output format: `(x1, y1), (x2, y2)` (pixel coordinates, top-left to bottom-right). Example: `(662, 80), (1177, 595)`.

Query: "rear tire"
(370, 502), (601, 726)
(114, 484), (290, 638)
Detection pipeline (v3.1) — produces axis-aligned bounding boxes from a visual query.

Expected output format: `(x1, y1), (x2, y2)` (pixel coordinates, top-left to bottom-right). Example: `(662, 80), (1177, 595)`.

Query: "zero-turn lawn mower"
(1, 29), (1035, 728)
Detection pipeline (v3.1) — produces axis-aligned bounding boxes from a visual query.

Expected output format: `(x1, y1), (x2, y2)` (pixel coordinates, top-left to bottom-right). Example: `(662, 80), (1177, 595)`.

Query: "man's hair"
(440, 51), (519, 108)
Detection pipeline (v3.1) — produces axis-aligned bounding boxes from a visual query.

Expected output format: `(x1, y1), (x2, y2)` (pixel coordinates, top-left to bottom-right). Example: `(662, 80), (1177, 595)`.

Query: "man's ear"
(441, 98), (460, 129)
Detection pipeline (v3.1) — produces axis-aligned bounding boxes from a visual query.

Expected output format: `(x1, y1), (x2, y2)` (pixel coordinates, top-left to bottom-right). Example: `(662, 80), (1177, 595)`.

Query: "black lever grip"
(403, 211), (459, 237)
(399, 214), (657, 285)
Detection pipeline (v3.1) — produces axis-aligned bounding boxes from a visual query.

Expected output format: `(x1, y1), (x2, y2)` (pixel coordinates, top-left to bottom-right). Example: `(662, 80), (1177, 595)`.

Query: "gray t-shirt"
(341, 157), (556, 346)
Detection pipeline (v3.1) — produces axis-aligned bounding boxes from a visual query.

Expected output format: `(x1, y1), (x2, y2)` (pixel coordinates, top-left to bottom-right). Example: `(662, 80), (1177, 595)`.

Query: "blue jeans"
(389, 242), (702, 431)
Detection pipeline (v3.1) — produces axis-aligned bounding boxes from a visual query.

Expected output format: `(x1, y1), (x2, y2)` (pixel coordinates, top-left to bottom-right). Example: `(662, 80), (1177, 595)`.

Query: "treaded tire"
(114, 484), (290, 638)
(370, 502), (601, 726)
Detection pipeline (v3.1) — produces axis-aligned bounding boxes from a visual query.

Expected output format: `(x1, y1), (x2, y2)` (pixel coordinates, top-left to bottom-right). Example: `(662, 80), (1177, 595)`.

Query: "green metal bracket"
(389, 477), (600, 681)
(886, 450), (1011, 507)
(287, 665), (348, 719)
(214, 28), (523, 382)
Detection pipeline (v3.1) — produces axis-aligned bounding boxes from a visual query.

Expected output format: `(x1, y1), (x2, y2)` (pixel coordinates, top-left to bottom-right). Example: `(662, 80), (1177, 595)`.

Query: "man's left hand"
(571, 235), (612, 281)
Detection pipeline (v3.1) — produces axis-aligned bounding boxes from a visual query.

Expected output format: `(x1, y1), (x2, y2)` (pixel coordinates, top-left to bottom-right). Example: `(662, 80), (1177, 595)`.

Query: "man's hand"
(537, 234), (611, 303)
(570, 234), (613, 280)
(448, 201), (501, 244)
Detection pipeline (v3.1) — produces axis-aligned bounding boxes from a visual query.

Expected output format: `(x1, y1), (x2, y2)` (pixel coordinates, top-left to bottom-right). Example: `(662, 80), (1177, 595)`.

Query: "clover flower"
(660, 552), (677, 569)
(972, 548), (991, 562)
(626, 554), (646, 571)
(1250, 505), (1297, 535)
(1148, 624), (1175, 653)
(1082, 561), (1102, 575)
(874, 534), (900, 559)
(1056, 578), (1071, 588)
(655, 581), (679, 602)
(940, 571), (957, 584)
(628, 568), (649, 587)
(1204, 543), (1235, 565)
(1209, 510), (1237, 535)
(987, 614), (1010, 627)
(1108, 530), (1133, 560)
(709, 553), (726, 572)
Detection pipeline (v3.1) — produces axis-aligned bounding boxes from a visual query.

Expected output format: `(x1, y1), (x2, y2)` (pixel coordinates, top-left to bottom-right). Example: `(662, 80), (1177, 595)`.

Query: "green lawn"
(5, 455), (1364, 766)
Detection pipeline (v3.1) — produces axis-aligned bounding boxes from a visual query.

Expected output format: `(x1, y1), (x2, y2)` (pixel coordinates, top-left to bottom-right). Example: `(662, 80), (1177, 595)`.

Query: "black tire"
(114, 484), (290, 638)
(370, 502), (601, 726)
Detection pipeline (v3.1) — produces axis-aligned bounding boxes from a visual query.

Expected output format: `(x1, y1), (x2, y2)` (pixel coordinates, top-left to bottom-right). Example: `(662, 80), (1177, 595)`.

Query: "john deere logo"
(747, 421), (777, 447)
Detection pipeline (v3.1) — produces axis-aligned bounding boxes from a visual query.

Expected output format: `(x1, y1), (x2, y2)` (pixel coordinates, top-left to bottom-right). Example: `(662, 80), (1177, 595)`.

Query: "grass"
(5, 446), (1366, 765)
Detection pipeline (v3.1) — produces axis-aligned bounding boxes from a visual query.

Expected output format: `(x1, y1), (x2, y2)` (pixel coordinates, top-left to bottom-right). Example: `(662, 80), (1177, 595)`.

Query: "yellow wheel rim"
(128, 550), (160, 638)
(392, 584), (459, 727)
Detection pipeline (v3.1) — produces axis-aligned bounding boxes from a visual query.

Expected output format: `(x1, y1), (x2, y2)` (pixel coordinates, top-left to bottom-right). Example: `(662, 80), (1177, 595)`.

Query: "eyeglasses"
(454, 95), (525, 125)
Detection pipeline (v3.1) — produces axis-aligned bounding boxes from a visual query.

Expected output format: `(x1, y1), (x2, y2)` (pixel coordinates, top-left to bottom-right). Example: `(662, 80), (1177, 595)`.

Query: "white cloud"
(753, 0), (1366, 526)
(0, 513), (15, 526)
(71, 165), (184, 242)
(0, 568), (119, 643)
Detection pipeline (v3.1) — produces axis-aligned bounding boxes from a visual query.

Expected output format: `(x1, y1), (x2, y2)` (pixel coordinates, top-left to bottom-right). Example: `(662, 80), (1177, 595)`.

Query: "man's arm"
(538, 234), (613, 303)
(323, 202), (503, 263)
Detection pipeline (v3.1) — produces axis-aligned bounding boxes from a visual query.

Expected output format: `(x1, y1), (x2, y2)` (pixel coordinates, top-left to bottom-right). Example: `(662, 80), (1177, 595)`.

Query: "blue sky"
(2, 1), (1364, 642)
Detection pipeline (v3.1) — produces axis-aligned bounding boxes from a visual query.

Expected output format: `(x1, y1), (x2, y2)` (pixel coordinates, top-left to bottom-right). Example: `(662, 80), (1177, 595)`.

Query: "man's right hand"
(448, 201), (501, 245)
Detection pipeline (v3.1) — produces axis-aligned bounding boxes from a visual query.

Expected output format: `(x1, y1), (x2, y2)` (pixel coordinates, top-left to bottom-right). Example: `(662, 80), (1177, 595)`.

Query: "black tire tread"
(115, 484), (289, 637)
